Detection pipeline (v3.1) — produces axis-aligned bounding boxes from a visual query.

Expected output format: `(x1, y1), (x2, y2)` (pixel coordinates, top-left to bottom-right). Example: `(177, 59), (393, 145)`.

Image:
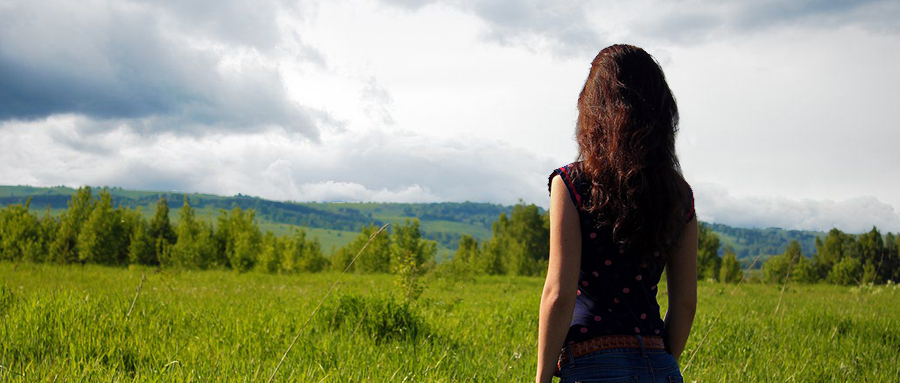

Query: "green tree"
(391, 219), (436, 301)
(257, 232), (283, 273)
(791, 256), (819, 284)
(815, 229), (846, 274)
(762, 240), (802, 284)
(213, 211), (231, 268)
(437, 234), (482, 279)
(391, 219), (435, 268)
(841, 235), (859, 262)
(217, 207), (261, 271)
(893, 233), (900, 281)
(76, 189), (127, 265)
(885, 232), (899, 282)
(303, 240), (327, 272)
(762, 254), (792, 284)
(38, 205), (59, 261)
(50, 186), (95, 263)
(281, 228), (328, 273)
(168, 196), (216, 269)
(478, 202), (550, 276)
(719, 247), (743, 283)
(857, 227), (884, 284)
(452, 235), (481, 268)
(332, 225), (392, 273)
(353, 224), (392, 273)
(128, 216), (155, 265)
(148, 197), (176, 264)
(479, 213), (510, 275)
(697, 223), (722, 281)
(296, 236), (326, 273)
(331, 245), (355, 272)
(813, 236), (827, 278)
(506, 202), (550, 275)
(857, 227), (884, 262)
(828, 257), (862, 285)
(0, 198), (44, 262)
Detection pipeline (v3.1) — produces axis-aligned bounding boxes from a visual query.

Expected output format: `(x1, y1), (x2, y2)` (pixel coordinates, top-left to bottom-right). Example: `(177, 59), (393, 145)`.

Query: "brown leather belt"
(558, 335), (666, 368)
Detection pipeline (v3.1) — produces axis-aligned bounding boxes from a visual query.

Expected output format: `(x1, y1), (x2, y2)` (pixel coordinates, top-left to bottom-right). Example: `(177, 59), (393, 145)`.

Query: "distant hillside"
(0, 185), (510, 260)
(707, 222), (824, 264)
(0, 185), (823, 264)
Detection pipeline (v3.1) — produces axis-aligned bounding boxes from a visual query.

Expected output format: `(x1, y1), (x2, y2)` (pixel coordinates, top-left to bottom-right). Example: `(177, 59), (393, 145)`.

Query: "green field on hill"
(1, 263), (897, 382)
(0, 185), (827, 263)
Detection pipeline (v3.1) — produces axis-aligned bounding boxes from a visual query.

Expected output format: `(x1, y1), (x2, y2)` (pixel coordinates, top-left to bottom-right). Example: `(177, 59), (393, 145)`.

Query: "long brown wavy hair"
(575, 44), (686, 258)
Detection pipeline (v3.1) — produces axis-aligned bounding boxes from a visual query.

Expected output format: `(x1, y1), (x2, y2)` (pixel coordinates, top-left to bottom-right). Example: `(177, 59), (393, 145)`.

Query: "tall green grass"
(0, 262), (897, 381)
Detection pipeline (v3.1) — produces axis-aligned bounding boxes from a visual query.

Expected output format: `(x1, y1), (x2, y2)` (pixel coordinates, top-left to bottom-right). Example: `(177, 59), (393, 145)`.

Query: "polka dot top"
(549, 162), (695, 345)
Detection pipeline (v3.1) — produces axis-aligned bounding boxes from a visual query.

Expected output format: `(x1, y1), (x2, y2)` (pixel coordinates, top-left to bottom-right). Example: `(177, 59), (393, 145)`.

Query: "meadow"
(1, 262), (898, 382)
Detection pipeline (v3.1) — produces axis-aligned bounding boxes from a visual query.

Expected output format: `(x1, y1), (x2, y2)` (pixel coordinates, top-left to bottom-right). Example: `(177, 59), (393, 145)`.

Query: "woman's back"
(549, 161), (694, 344)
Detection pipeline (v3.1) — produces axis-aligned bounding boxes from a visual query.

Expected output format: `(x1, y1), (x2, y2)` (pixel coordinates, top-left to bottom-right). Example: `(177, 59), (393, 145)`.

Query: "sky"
(1, 0), (899, 233)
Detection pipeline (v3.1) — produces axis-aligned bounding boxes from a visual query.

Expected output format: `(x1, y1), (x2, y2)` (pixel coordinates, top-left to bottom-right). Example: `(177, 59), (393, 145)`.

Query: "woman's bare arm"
(535, 175), (582, 383)
(663, 216), (698, 362)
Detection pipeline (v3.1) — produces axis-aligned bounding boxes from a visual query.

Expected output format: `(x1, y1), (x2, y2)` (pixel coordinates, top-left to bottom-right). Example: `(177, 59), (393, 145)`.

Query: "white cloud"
(1, 0), (899, 233)
(694, 182), (900, 233)
(0, 116), (557, 206)
(669, 25), (900, 211)
(292, 181), (441, 203)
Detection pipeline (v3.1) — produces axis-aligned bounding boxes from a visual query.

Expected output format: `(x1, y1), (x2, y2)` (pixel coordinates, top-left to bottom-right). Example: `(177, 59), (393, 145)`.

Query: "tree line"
(760, 227), (900, 285)
(442, 202), (549, 277)
(0, 187), (443, 281)
(697, 223), (900, 285)
(0, 188), (513, 251)
(446, 213), (900, 286)
(0, 187), (325, 272)
(0, 189), (371, 233)
(2, 186), (898, 286)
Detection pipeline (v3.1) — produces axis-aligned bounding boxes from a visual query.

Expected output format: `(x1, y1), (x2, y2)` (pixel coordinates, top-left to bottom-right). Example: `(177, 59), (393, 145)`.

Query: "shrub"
(320, 293), (427, 343)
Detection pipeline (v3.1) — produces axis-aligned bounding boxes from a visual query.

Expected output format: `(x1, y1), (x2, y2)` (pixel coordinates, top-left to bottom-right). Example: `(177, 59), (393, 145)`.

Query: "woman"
(535, 44), (698, 383)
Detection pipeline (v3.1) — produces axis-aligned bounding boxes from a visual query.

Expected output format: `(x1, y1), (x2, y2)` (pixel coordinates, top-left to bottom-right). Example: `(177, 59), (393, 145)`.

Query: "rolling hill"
(0, 185), (824, 265)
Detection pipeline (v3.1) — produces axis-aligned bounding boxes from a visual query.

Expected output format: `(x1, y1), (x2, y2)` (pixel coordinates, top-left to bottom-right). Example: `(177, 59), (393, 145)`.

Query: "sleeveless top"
(548, 162), (695, 345)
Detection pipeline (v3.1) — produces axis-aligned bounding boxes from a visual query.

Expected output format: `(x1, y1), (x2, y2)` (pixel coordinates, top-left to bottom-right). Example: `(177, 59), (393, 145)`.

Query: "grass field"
(1, 262), (898, 382)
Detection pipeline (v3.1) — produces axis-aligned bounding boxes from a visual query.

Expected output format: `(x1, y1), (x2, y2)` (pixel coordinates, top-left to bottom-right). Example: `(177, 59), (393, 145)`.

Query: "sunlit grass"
(0, 262), (897, 381)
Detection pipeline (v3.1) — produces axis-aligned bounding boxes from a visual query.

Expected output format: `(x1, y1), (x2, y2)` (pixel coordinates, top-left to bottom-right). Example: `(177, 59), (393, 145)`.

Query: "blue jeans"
(558, 337), (683, 383)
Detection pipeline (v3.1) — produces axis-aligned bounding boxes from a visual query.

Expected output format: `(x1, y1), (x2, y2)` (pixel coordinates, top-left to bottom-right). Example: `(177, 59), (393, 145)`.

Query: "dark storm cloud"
(378, 0), (604, 56)
(730, 0), (899, 32)
(378, 0), (899, 52)
(640, 0), (900, 44)
(135, 0), (293, 50)
(0, 0), (324, 137)
(468, 0), (602, 55)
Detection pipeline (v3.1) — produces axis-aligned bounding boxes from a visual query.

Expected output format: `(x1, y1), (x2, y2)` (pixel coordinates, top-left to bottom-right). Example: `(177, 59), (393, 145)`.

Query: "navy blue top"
(549, 162), (695, 346)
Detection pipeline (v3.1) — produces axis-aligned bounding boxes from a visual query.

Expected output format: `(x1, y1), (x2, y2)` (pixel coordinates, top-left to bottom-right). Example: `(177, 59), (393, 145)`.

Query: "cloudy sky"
(1, 0), (899, 233)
